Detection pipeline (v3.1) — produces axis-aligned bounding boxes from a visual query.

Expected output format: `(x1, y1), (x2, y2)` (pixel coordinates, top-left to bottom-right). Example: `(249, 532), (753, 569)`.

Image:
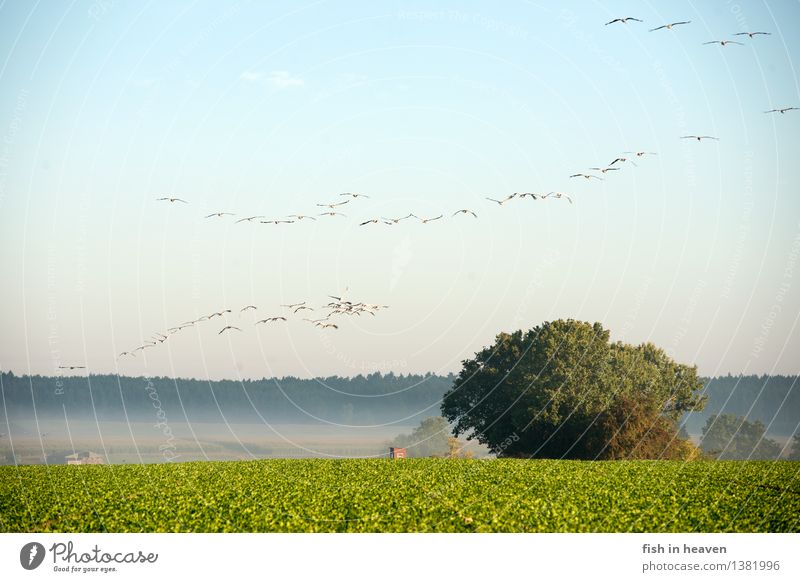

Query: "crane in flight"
(650, 21), (690, 32)
(764, 107), (798, 114)
(218, 326), (242, 334)
(156, 197), (188, 203)
(605, 17), (643, 25)
(733, 31), (770, 38)
(256, 316), (287, 324)
(452, 209), (477, 218)
(681, 135), (719, 141)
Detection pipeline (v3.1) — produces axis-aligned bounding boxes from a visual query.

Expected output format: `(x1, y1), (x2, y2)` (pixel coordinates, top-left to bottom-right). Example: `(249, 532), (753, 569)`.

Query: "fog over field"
(1, 372), (795, 464)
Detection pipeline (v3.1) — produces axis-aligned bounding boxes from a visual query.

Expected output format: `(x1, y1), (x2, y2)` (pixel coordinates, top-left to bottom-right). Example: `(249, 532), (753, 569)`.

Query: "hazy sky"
(1, 1), (798, 380)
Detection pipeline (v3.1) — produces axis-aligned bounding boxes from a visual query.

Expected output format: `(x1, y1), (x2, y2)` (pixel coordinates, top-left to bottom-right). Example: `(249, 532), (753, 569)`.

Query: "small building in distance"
(389, 447), (407, 459)
(65, 451), (105, 465)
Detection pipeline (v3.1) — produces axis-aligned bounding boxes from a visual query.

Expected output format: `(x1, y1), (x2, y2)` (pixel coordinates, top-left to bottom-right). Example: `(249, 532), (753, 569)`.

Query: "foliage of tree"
(788, 433), (800, 461)
(390, 416), (451, 458)
(700, 414), (782, 460)
(441, 319), (706, 459)
(682, 374), (800, 436)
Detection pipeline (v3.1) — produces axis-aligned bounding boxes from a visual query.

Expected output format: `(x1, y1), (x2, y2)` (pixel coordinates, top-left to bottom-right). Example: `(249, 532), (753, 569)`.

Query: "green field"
(1, 459), (798, 532)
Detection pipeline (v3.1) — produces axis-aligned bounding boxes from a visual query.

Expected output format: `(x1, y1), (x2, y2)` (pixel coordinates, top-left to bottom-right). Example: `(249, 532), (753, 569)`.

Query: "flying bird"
(205, 212), (235, 218)
(589, 167), (620, 174)
(517, 192), (542, 199)
(316, 200), (350, 209)
(624, 151), (658, 157)
(281, 302), (306, 309)
(58, 365), (85, 370)
(117, 351), (136, 358)
(452, 209), (477, 218)
(545, 192), (573, 204)
(319, 323), (339, 329)
(208, 309), (232, 318)
(570, 173), (603, 180)
(681, 135), (719, 141)
(703, 40), (743, 46)
(235, 215), (264, 223)
(256, 316), (287, 324)
(650, 21), (690, 32)
(288, 214), (317, 221)
(605, 17), (643, 25)
(218, 326), (242, 334)
(260, 219), (295, 224)
(486, 194), (517, 205)
(339, 192), (370, 198)
(240, 305), (257, 312)
(318, 211), (347, 217)
(420, 214), (443, 223)
(359, 219), (381, 226)
(733, 31), (770, 38)
(764, 107), (798, 114)
(294, 306), (314, 313)
(383, 213), (417, 223)
(608, 157), (636, 166)
(156, 197), (187, 203)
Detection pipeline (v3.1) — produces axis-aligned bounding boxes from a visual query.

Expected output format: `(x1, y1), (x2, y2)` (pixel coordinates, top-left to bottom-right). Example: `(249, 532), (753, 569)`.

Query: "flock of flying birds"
(603, 16), (795, 121)
(115, 295), (390, 360)
(56, 14), (795, 374)
(155, 187), (581, 225)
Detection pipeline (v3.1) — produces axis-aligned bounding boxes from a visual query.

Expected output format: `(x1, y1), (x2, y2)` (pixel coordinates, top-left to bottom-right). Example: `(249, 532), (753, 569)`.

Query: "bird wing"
(649, 25), (666, 31)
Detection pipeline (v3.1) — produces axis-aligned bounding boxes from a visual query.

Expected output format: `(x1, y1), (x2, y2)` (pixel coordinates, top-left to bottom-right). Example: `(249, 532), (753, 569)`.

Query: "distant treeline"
(1, 372), (797, 433)
(0, 372), (453, 425)
(684, 375), (799, 436)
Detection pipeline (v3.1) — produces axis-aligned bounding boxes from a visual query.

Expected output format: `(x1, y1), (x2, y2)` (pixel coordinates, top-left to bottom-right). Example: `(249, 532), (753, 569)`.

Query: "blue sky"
(0, 0), (798, 379)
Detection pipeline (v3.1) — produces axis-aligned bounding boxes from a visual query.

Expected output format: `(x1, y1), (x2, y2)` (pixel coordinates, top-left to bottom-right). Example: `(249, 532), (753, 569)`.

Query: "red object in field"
(389, 447), (407, 459)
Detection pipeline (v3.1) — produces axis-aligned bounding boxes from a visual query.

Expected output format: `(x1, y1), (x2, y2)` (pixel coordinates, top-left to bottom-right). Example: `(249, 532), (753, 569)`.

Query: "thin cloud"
(266, 71), (304, 88)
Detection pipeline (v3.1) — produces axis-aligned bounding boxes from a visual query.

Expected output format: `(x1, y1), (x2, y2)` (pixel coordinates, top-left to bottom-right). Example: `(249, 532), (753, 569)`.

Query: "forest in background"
(0, 372), (797, 435)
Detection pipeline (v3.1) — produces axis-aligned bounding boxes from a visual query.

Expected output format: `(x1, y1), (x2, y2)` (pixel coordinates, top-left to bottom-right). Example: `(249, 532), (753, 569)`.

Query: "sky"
(0, 0), (798, 380)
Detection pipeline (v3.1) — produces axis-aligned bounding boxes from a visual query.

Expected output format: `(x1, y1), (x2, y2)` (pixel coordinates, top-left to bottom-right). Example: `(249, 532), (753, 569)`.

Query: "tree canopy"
(441, 319), (706, 459)
(700, 414), (782, 460)
(390, 416), (451, 458)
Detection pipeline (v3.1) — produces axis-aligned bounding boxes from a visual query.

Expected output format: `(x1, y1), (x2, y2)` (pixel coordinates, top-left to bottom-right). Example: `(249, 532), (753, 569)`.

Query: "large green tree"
(441, 319), (706, 459)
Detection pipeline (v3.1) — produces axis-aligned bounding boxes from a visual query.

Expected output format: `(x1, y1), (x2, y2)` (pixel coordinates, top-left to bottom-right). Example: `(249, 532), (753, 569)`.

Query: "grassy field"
(1, 459), (798, 532)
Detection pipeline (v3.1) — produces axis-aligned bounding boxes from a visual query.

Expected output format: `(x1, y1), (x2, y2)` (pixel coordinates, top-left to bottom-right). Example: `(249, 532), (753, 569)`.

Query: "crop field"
(1, 459), (798, 532)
